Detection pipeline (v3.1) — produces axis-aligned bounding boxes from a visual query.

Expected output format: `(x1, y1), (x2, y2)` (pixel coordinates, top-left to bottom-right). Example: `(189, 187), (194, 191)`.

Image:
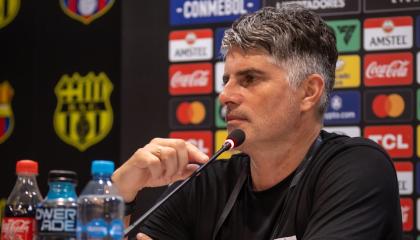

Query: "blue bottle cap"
(91, 160), (115, 175)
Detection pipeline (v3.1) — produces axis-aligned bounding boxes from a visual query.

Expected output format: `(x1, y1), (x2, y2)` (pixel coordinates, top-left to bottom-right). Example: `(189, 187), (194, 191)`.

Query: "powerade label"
(1, 217), (35, 240)
(170, 0), (260, 26)
(86, 219), (108, 238)
(36, 206), (77, 236)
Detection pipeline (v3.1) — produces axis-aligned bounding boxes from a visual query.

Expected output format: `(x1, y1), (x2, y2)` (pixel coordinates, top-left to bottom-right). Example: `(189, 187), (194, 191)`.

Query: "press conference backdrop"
(1, 0), (420, 238)
(0, 0), (121, 219)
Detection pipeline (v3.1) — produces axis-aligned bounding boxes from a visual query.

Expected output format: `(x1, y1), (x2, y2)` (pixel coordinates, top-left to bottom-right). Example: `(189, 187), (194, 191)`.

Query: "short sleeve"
(302, 146), (402, 240)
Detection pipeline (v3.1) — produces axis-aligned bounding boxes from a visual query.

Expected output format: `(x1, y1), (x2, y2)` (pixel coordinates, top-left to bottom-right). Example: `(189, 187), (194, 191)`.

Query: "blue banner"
(324, 91), (361, 125)
(170, 0), (261, 26)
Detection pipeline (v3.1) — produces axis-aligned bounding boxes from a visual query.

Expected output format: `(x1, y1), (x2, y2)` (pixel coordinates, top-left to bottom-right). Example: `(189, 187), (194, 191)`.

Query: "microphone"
(124, 129), (246, 237)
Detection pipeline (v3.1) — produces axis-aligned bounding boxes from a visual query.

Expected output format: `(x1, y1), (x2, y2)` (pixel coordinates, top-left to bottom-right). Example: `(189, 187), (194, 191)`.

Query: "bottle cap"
(48, 170), (78, 184)
(91, 160), (114, 175)
(16, 160), (38, 174)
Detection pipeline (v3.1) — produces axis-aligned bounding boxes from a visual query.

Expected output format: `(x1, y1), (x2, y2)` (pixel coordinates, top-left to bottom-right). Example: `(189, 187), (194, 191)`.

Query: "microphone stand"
(124, 142), (232, 237)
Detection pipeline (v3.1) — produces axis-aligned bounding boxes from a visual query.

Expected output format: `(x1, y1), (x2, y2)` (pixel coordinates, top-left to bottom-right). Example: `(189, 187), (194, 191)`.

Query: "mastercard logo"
(372, 94), (404, 118)
(176, 101), (206, 125)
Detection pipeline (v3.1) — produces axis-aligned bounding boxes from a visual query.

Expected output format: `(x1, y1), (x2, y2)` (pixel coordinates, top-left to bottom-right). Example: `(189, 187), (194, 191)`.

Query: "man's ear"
(300, 74), (325, 112)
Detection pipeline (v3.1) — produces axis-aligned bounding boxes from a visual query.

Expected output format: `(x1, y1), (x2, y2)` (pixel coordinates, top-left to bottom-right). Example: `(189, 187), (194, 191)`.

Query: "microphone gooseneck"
(124, 129), (246, 237)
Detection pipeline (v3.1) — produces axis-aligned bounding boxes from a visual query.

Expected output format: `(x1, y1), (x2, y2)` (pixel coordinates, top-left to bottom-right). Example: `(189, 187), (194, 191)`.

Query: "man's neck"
(248, 125), (321, 191)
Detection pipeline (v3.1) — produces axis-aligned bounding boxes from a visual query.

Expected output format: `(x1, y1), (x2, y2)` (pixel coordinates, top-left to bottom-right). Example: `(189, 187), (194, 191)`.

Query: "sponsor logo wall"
(167, 0), (420, 237)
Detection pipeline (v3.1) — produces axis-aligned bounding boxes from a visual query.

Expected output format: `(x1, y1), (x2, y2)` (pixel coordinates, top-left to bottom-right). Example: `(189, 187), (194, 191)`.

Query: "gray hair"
(221, 5), (338, 117)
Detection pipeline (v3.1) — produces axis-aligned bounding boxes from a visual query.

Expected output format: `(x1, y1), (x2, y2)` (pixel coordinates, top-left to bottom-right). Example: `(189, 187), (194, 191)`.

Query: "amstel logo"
(60, 0), (115, 25)
(54, 72), (113, 151)
(0, 81), (14, 144)
(0, 0), (20, 29)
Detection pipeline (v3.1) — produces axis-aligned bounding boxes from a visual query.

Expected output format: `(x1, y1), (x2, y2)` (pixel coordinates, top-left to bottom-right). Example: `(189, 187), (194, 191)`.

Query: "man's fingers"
(159, 146), (179, 180)
(137, 233), (153, 240)
(185, 141), (209, 164)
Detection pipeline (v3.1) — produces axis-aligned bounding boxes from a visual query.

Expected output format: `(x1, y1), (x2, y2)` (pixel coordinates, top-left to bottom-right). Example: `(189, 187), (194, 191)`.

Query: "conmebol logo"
(169, 63), (213, 95)
(364, 52), (413, 86)
(170, 0), (260, 26)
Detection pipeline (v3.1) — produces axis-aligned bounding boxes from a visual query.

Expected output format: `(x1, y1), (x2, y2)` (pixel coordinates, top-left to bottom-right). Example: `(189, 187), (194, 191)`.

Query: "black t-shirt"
(138, 131), (402, 240)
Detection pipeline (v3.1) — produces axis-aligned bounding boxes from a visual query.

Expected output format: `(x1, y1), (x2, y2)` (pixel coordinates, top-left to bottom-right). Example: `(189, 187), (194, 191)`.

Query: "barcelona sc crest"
(0, 81), (14, 144)
(54, 72), (113, 151)
(0, 0), (20, 29)
(60, 0), (114, 25)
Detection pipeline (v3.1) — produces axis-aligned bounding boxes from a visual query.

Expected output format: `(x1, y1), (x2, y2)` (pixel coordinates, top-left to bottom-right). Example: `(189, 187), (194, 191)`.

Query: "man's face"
(219, 47), (302, 151)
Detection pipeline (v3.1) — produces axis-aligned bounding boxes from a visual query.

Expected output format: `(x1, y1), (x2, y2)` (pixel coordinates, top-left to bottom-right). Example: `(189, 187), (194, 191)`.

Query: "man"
(112, 5), (402, 240)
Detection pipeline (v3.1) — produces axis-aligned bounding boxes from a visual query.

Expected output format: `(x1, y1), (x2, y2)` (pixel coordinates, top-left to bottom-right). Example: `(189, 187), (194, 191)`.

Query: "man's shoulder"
(320, 130), (388, 157)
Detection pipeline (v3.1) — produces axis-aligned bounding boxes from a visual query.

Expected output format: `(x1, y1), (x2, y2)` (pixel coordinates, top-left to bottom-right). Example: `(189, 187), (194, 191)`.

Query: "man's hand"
(137, 233), (152, 240)
(112, 138), (209, 202)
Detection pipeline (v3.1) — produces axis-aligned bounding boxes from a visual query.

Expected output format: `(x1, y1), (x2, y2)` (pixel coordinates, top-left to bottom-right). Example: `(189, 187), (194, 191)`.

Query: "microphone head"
(225, 129), (246, 150)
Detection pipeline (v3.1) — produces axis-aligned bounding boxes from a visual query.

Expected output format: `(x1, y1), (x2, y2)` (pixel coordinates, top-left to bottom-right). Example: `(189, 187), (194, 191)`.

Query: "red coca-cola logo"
(364, 52), (413, 86)
(1, 218), (34, 240)
(365, 60), (409, 79)
(171, 70), (209, 88)
(169, 63), (213, 95)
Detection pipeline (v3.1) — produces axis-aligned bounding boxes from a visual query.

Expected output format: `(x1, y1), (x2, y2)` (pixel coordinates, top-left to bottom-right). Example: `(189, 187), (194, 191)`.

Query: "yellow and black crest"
(54, 72), (113, 151)
(0, 0), (20, 29)
(0, 81), (14, 144)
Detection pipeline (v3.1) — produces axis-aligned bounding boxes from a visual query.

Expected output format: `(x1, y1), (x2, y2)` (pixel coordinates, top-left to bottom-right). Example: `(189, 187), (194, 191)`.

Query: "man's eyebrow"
(223, 68), (266, 82)
(237, 68), (265, 76)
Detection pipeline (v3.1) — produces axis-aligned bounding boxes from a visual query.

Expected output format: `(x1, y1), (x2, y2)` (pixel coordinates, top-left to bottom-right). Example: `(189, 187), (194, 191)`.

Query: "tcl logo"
(400, 198), (413, 231)
(170, 131), (213, 156)
(169, 63), (213, 95)
(364, 52), (413, 86)
(364, 125), (412, 158)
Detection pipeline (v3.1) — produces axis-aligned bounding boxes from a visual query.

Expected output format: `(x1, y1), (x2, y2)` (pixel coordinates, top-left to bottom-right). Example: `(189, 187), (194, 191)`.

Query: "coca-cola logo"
(365, 60), (409, 79)
(1, 218), (33, 240)
(171, 70), (209, 88)
(364, 52), (413, 86)
(169, 63), (213, 95)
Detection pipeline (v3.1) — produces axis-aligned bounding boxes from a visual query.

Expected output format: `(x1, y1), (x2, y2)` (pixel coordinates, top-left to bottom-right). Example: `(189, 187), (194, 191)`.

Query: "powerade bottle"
(1, 160), (42, 240)
(35, 170), (78, 239)
(77, 160), (124, 240)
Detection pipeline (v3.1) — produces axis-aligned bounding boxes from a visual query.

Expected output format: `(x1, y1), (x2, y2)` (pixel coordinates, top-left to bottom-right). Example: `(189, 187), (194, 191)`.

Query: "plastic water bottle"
(1, 160), (42, 240)
(35, 170), (78, 239)
(76, 160), (124, 240)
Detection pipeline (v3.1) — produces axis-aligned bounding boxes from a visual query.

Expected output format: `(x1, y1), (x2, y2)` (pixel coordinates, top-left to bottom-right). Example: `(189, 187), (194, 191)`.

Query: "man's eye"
(222, 76), (229, 86)
(241, 75), (255, 86)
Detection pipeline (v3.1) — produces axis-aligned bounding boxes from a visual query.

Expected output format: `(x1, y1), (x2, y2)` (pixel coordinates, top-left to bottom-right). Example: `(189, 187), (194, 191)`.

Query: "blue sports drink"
(76, 160), (124, 240)
(36, 170), (78, 239)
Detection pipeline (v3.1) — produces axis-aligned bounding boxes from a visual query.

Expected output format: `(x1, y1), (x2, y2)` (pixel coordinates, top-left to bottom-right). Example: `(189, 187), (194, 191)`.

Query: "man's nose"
(218, 79), (240, 106)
